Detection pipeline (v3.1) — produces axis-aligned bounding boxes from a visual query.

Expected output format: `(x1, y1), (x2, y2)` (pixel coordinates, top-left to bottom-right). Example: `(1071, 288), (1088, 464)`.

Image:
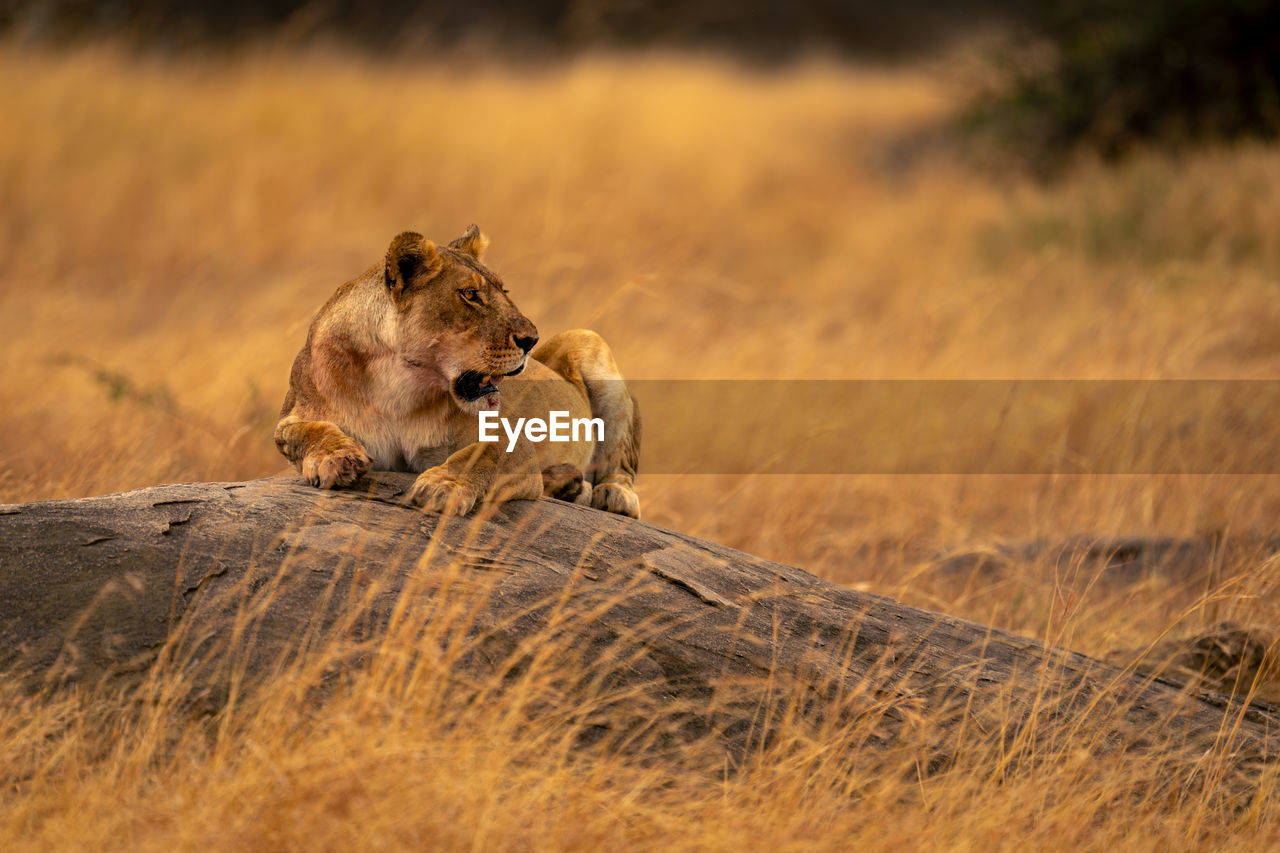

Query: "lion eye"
(460, 288), (482, 305)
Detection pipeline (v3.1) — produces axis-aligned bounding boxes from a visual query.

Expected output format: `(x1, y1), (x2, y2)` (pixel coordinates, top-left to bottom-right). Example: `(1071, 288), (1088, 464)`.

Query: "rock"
(1, 471), (1276, 783)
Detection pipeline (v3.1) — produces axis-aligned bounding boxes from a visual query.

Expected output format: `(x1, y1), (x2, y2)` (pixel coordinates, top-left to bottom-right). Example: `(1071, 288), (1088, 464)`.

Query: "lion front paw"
(541, 463), (586, 502)
(407, 469), (481, 515)
(591, 483), (640, 518)
(302, 441), (371, 490)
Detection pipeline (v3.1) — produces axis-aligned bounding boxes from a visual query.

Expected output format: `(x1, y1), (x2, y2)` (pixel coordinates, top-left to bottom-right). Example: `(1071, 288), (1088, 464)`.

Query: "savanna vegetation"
(2, 40), (1279, 849)
(969, 0), (1280, 169)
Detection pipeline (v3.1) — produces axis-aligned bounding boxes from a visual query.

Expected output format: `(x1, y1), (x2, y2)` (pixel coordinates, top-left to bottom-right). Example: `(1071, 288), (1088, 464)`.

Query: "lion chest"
(341, 411), (455, 472)
(338, 358), (463, 472)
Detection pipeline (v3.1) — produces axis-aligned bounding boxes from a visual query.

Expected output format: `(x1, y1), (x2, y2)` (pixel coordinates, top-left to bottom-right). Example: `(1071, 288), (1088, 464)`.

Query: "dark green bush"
(972, 0), (1280, 167)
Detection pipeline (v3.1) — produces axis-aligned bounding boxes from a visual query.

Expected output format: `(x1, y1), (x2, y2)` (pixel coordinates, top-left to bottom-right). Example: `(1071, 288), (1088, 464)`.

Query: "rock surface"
(1, 472), (1276, 780)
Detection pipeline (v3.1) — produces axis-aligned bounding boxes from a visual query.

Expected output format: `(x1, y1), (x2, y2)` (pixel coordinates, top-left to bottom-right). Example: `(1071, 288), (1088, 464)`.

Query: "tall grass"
(1, 43), (1278, 848)
(3, 521), (1276, 850)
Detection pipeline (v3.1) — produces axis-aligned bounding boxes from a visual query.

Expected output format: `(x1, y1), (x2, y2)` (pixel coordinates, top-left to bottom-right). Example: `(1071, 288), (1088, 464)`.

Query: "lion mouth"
(454, 371), (499, 401)
(453, 359), (527, 402)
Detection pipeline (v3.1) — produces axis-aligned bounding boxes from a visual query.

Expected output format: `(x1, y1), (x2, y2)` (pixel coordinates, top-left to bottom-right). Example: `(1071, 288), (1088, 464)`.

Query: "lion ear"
(447, 224), (489, 259)
(385, 231), (442, 296)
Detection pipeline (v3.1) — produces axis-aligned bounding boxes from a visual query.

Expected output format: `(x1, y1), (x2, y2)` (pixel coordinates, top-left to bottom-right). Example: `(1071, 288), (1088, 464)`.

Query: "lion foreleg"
(274, 415), (372, 489)
(407, 441), (542, 515)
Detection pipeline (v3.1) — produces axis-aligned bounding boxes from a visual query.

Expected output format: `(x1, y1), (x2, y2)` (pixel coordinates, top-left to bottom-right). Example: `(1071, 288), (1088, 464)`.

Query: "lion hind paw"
(591, 483), (640, 518)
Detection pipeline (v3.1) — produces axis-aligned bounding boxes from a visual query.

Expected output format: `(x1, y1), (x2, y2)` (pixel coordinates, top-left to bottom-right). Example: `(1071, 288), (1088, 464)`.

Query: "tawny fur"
(275, 226), (641, 517)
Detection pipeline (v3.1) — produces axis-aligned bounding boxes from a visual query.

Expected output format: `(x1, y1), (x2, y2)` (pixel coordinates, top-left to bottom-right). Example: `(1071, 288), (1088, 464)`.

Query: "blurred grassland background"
(2, 1), (1280, 848)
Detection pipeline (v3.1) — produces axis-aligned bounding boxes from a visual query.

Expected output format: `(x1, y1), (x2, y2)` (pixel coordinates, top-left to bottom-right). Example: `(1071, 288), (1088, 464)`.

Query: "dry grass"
(2, 43), (1279, 849)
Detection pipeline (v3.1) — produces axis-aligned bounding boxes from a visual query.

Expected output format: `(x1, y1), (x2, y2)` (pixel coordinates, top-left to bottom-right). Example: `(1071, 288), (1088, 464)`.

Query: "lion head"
(384, 225), (538, 410)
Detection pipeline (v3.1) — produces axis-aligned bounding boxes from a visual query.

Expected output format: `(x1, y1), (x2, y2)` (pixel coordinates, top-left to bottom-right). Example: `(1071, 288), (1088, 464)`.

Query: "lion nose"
(512, 324), (539, 354)
(513, 332), (539, 354)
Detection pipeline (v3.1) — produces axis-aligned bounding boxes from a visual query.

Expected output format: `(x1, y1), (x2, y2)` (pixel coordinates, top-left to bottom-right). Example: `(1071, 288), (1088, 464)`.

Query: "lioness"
(275, 225), (641, 517)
